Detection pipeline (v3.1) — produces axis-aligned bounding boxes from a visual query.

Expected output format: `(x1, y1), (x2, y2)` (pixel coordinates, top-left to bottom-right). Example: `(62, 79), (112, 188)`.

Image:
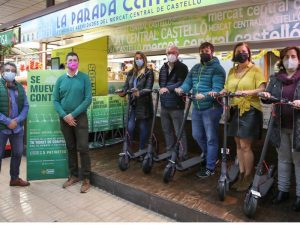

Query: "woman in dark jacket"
(118, 51), (154, 151)
(260, 46), (300, 212)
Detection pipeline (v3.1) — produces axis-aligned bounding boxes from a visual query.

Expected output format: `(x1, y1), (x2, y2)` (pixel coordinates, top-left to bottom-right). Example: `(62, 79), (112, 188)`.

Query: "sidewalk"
(0, 156), (173, 222)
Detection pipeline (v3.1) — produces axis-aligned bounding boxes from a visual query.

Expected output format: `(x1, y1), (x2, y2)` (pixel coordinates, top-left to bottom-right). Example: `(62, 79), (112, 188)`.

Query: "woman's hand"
(235, 90), (251, 96)
(293, 100), (300, 109)
(258, 92), (271, 99)
(132, 89), (140, 97)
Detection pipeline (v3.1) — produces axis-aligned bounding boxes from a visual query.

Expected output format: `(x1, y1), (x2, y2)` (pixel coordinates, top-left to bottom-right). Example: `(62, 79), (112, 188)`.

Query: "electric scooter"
(243, 94), (292, 218)
(163, 93), (204, 183)
(215, 92), (241, 201)
(142, 89), (160, 174)
(115, 88), (153, 171)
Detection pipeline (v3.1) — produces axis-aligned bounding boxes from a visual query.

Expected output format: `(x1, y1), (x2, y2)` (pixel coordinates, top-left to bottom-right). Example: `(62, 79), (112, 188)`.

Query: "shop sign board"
(21, 0), (234, 42)
(108, 0), (300, 53)
(26, 70), (68, 180)
(0, 27), (20, 46)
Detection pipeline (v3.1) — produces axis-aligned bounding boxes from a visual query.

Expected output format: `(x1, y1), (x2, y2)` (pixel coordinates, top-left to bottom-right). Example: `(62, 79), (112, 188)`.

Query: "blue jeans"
(0, 130), (24, 180)
(127, 110), (150, 150)
(192, 107), (223, 171)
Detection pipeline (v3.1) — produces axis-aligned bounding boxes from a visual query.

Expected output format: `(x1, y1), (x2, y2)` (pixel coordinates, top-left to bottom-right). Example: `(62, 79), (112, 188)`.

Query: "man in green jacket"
(53, 52), (92, 193)
(0, 62), (29, 187)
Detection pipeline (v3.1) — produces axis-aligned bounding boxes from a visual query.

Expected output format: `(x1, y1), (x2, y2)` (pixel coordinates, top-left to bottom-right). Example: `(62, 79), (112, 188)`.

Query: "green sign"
(0, 28), (19, 46)
(108, 95), (125, 130)
(109, 0), (300, 53)
(21, 0), (234, 42)
(92, 96), (110, 132)
(27, 70), (68, 181)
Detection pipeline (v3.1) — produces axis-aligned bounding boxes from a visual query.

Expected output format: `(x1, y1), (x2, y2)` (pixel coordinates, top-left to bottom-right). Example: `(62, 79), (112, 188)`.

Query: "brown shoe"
(63, 176), (80, 188)
(80, 179), (90, 193)
(10, 178), (30, 187)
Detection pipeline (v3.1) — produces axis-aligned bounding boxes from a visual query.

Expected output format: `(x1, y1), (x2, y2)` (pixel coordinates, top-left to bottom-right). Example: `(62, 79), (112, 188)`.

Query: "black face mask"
(200, 53), (212, 63)
(233, 53), (249, 63)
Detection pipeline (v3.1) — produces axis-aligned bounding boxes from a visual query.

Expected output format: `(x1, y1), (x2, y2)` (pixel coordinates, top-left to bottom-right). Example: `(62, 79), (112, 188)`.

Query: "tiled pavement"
(0, 156), (174, 222)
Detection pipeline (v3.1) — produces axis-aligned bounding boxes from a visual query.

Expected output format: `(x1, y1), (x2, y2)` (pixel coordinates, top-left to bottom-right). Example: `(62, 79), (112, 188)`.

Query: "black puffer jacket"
(123, 67), (154, 120)
(262, 71), (300, 151)
(159, 61), (188, 109)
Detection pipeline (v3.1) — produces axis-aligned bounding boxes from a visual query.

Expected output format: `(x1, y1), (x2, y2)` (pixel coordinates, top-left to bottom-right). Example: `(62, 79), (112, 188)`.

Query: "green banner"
(0, 28), (20, 46)
(92, 96), (110, 132)
(27, 70), (68, 181)
(109, 0), (300, 53)
(108, 95), (125, 130)
(21, 0), (234, 42)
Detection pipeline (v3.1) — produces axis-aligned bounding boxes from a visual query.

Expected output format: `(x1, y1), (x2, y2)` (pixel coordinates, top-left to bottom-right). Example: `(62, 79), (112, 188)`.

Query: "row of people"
(0, 45), (299, 211)
(119, 43), (300, 211)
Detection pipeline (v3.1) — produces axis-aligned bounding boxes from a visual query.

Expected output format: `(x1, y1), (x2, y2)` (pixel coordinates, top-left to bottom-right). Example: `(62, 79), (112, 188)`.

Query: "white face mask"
(167, 54), (177, 63)
(3, 72), (16, 82)
(283, 58), (299, 72)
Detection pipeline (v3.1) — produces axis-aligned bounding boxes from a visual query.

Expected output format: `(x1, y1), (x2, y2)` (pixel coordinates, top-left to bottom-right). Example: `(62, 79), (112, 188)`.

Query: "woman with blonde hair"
(118, 51), (154, 151)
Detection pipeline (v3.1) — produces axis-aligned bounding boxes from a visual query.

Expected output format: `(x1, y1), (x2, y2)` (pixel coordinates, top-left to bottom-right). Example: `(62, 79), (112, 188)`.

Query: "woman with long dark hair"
(219, 42), (266, 191)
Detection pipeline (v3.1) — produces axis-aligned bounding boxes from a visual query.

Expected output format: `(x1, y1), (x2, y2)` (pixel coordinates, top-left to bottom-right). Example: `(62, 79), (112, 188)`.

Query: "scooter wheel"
(163, 164), (176, 183)
(218, 180), (226, 201)
(243, 192), (258, 218)
(118, 155), (129, 171)
(142, 155), (153, 174)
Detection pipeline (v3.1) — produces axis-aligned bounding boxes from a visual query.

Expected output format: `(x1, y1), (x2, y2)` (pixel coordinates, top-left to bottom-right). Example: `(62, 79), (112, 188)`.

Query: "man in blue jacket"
(175, 42), (226, 178)
(159, 45), (188, 159)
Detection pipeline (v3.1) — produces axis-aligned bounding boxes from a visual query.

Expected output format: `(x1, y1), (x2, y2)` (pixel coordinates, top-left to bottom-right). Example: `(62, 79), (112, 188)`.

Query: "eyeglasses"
(4, 69), (16, 73)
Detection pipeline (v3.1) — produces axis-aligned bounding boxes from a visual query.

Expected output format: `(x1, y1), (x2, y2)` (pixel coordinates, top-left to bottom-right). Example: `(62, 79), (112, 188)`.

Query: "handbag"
(225, 65), (254, 122)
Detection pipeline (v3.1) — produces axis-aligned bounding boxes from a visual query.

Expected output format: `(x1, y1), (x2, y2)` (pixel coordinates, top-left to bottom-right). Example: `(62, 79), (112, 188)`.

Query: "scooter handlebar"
(115, 88), (153, 95)
(257, 93), (294, 105)
(214, 92), (245, 98)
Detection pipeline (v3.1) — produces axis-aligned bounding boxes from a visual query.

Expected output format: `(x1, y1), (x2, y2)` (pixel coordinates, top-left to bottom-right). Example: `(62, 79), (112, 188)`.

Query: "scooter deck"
(251, 175), (274, 197)
(176, 156), (204, 171)
(153, 151), (172, 162)
(131, 149), (148, 158)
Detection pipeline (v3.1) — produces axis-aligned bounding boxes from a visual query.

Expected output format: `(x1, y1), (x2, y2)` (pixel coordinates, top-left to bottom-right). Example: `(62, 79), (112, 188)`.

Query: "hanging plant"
(0, 43), (13, 56)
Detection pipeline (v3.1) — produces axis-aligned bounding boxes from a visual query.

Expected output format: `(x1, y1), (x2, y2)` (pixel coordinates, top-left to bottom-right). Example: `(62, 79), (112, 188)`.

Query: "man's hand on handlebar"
(195, 93), (205, 100)
(159, 87), (169, 95)
(175, 87), (184, 95)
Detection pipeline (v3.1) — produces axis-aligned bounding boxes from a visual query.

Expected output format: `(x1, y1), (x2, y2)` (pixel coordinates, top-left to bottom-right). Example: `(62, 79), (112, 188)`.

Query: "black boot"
(292, 196), (300, 212)
(272, 191), (289, 204)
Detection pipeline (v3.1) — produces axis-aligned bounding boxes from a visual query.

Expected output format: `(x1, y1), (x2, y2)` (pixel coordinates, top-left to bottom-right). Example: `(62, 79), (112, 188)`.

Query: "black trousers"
(60, 112), (91, 179)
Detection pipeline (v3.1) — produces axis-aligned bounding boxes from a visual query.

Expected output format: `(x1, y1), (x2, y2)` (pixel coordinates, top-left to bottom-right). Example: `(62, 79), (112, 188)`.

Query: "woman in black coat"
(260, 46), (300, 212)
(118, 51), (154, 151)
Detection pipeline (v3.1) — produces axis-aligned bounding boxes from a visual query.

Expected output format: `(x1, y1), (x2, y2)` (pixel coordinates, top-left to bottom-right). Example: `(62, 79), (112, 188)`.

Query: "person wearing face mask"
(0, 62), (29, 187)
(260, 46), (300, 211)
(175, 42), (226, 178)
(53, 52), (92, 193)
(158, 45), (188, 159)
(117, 51), (154, 152)
(217, 42), (266, 192)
